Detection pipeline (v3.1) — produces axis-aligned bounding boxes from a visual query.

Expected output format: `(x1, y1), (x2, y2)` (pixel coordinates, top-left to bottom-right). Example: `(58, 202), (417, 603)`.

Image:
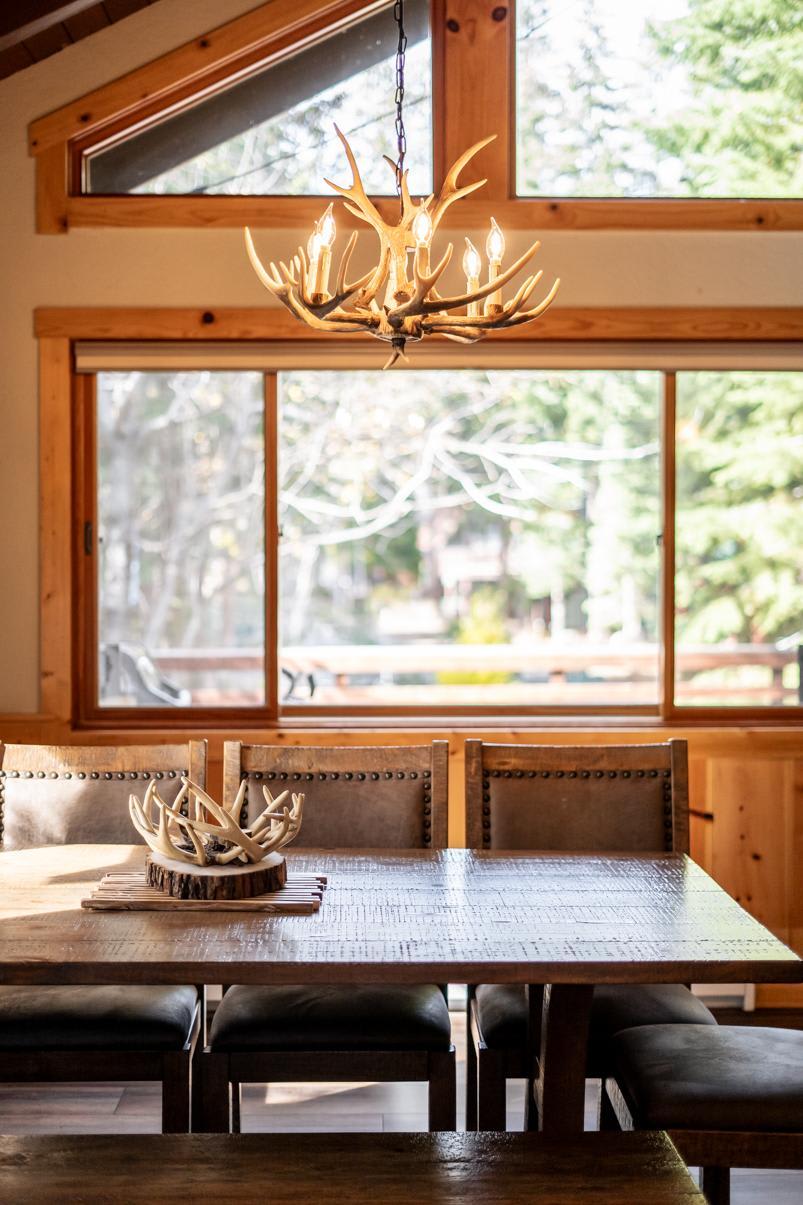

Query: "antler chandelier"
(245, 2), (559, 367)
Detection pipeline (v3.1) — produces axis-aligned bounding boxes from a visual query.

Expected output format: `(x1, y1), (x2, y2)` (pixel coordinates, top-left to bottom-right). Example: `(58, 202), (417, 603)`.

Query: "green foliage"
(675, 371), (803, 644)
(437, 588), (512, 686)
(517, 0), (801, 198)
(647, 0), (803, 196)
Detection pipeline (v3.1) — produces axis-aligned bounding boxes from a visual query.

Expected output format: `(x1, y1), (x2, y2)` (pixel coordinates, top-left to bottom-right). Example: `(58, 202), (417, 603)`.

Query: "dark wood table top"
(0, 844), (799, 986)
(0, 1132), (705, 1203)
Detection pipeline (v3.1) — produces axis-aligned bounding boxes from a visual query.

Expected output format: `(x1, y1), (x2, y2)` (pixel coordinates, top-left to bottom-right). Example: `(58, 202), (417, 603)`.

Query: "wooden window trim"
(37, 304), (803, 729)
(28, 1), (803, 234)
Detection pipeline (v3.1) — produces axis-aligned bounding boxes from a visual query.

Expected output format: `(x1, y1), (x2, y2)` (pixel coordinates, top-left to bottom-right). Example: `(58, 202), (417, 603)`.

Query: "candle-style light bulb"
(307, 230), (322, 263)
(486, 216), (505, 264)
(462, 238), (481, 281)
(485, 217), (505, 314)
(318, 203), (337, 249)
(412, 207), (432, 276)
(463, 238), (481, 317)
(309, 205), (336, 300)
(413, 208), (432, 246)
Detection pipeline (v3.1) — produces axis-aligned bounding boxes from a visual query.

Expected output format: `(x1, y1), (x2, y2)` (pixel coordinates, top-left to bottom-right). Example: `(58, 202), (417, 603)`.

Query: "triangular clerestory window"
(85, 0), (432, 197)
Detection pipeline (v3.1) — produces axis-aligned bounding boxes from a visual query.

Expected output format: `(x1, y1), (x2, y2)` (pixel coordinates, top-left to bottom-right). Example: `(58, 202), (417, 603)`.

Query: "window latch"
(83, 520), (93, 556)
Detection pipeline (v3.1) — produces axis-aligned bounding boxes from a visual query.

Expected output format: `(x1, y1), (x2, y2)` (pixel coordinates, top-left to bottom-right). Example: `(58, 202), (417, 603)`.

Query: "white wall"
(0, 0), (801, 711)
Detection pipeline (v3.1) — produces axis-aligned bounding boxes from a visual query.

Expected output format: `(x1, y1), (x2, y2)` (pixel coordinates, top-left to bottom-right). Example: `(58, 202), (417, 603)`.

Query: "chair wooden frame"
(202, 741), (455, 1132)
(604, 1075), (803, 1205)
(0, 740), (207, 1133)
(463, 738), (690, 1132)
(0, 1014), (203, 1134)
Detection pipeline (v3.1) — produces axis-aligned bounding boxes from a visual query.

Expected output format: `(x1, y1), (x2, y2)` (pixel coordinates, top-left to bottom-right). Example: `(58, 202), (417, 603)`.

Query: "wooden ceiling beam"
(0, 1), (105, 50)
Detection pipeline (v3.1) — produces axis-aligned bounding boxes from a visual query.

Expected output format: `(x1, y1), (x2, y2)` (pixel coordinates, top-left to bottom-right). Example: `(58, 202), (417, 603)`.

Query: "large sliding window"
(95, 371), (267, 709)
(78, 357), (802, 720)
(674, 370), (803, 707)
(279, 369), (661, 709)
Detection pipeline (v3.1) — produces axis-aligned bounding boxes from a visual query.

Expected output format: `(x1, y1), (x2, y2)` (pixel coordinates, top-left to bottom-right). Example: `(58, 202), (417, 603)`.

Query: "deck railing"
(144, 642), (801, 707)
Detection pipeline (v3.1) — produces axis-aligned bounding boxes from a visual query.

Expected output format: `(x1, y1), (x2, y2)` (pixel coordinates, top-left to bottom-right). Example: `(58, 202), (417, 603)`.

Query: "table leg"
(524, 984), (544, 1131)
(534, 983), (594, 1137)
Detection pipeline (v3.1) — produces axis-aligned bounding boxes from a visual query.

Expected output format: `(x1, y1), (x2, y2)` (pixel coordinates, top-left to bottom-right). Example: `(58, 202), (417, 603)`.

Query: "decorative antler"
(245, 128), (560, 361)
(129, 777), (304, 867)
(427, 134), (494, 232)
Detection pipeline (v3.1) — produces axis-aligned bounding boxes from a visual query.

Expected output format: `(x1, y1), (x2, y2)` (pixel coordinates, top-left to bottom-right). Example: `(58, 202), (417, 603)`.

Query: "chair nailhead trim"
(0, 763), (189, 846)
(2, 767), (182, 782)
(479, 762), (676, 850)
(240, 763), (435, 846)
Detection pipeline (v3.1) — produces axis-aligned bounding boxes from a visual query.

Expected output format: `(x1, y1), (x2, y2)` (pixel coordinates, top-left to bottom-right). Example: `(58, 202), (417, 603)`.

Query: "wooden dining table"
(0, 843), (800, 1136)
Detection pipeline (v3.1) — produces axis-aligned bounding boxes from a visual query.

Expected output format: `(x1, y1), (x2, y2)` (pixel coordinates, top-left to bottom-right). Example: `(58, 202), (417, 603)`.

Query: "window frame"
(37, 304), (803, 729)
(28, 0), (803, 235)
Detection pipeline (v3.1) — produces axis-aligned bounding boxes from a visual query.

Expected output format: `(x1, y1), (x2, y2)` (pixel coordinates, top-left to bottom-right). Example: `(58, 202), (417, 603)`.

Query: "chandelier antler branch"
(243, 6), (559, 364)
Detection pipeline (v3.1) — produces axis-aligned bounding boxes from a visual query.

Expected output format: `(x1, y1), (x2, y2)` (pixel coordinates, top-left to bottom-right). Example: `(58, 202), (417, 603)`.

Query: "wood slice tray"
(81, 870), (327, 913)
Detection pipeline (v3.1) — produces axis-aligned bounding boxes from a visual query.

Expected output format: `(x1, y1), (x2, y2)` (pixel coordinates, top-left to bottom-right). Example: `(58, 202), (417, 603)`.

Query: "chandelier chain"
(394, 0), (407, 212)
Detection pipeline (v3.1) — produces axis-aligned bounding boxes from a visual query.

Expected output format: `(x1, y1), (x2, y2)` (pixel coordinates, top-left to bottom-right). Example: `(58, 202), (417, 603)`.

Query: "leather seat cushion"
(0, 986), (197, 1051)
(475, 983), (716, 1073)
(610, 1024), (803, 1131)
(209, 985), (452, 1052)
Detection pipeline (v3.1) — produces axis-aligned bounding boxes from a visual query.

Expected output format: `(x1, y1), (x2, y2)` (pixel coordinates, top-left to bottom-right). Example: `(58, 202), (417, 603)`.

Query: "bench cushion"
(209, 985), (452, 1052)
(0, 986), (197, 1051)
(475, 983), (716, 1073)
(610, 1024), (803, 1131)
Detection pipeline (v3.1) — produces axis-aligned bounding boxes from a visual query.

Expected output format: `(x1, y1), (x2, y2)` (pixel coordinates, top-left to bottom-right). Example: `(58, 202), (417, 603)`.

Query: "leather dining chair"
(463, 738), (717, 1131)
(0, 740), (207, 1133)
(201, 740), (456, 1133)
(604, 1023), (803, 1205)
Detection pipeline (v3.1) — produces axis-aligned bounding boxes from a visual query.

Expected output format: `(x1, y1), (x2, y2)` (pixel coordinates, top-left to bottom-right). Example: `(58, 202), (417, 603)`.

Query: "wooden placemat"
(81, 871), (327, 913)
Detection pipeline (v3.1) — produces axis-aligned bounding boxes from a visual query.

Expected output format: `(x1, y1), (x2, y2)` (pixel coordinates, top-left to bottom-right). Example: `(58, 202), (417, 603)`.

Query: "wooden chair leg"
(465, 1015), (479, 1131)
(524, 1072), (539, 1132)
(161, 1051), (191, 1134)
(701, 1166), (730, 1205)
(597, 1083), (620, 1132)
(200, 1052), (232, 1133)
(428, 1049), (457, 1131)
(190, 1046), (205, 1133)
(477, 1046), (507, 1131)
(231, 1080), (242, 1133)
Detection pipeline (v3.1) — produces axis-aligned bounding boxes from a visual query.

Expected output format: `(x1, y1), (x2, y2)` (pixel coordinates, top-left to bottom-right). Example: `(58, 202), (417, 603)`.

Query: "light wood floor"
(0, 1012), (800, 1203)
